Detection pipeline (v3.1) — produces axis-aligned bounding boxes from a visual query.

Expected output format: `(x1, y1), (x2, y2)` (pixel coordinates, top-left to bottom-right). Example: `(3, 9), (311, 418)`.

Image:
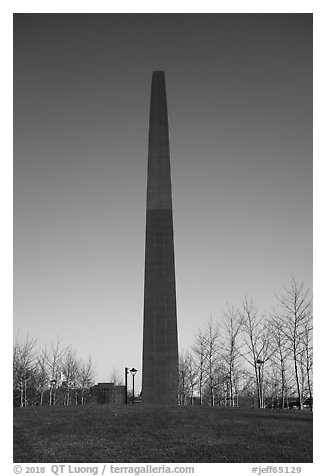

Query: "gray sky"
(14, 13), (312, 390)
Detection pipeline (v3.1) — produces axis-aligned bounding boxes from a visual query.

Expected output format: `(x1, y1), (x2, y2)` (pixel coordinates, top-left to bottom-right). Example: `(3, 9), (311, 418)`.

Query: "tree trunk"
(255, 367), (261, 408)
(20, 379), (24, 407)
(293, 352), (302, 409)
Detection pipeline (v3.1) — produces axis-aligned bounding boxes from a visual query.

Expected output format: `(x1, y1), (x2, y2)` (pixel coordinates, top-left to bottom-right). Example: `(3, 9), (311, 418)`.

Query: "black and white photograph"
(10, 5), (316, 471)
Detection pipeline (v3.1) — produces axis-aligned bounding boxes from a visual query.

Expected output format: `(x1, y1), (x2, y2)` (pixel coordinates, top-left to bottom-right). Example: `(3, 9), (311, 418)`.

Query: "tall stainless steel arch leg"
(142, 71), (179, 405)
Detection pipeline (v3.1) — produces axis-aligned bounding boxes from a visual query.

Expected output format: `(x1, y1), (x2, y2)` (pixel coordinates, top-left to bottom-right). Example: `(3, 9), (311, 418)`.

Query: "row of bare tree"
(177, 277), (312, 410)
(14, 277), (312, 409)
(13, 337), (96, 407)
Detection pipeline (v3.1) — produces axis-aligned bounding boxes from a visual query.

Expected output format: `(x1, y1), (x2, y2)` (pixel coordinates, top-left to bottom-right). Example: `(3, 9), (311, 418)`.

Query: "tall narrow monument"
(142, 71), (179, 404)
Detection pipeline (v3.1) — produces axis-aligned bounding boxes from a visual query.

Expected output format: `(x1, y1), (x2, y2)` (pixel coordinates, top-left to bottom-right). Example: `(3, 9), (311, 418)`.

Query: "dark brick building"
(90, 383), (125, 404)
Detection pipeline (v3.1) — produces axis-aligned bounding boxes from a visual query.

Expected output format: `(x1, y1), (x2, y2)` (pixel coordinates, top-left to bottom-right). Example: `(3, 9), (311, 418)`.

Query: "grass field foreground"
(13, 405), (313, 463)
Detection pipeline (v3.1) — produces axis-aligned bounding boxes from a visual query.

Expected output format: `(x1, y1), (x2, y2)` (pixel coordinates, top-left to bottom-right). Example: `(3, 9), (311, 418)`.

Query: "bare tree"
(304, 318), (313, 408)
(269, 313), (291, 409)
(221, 304), (243, 407)
(13, 334), (98, 407)
(240, 297), (273, 408)
(178, 352), (189, 405)
(178, 350), (197, 405)
(192, 330), (207, 405)
(61, 347), (80, 405)
(79, 357), (96, 405)
(276, 277), (312, 409)
(185, 351), (197, 405)
(212, 361), (229, 406)
(202, 317), (220, 406)
(35, 347), (50, 406)
(47, 338), (64, 406)
(298, 314), (313, 409)
(13, 333), (37, 407)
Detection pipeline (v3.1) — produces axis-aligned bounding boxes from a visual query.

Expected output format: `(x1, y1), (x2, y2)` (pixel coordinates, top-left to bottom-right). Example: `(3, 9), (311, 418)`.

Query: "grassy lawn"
(13, 405), (312, 463)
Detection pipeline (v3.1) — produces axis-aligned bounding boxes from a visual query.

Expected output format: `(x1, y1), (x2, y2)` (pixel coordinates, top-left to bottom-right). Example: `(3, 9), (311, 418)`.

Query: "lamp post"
(124, 368), (129, 404)
(129, 368), (138, 404)
(256, 359), (264, 408)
